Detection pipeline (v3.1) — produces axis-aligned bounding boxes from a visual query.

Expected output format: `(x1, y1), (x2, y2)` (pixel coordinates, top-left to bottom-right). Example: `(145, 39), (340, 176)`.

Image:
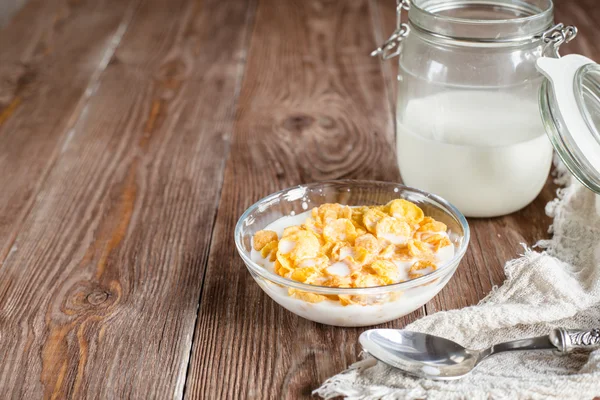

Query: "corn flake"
(283, 226), (303, 237)
(253, 230), (278, 251)
(355, 233), (380, 254)
(314, 203), (351, 224)
(284, 230), (320, 262)
(260, 240), (278, 261)
(362, 209), (388, 234)
(375, 216), (411, 244)
(323, 218), (357, 243)
(366, 260), (399, 284)
(291, 266), (322, 284)
(339, 294), (370, 306)
(422, 234), (452, 252)
(407, 239), (432, 257)
(408, 260), (438, 279)
(418, 220), (447, 233)
(288, 288), (326, 303)
(387, 199), (424, 224)
(354, 273), (387, 288)
(379, 243), (396, 259)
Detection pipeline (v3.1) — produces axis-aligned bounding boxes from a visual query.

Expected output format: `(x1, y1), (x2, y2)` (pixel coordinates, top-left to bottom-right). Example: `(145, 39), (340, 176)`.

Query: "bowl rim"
(234, 180), (470, 295)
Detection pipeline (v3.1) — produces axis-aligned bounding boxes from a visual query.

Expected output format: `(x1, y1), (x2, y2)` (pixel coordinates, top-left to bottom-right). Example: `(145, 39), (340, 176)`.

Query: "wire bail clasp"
(541, 23), (578, 58)
(371, 0), (410, 60)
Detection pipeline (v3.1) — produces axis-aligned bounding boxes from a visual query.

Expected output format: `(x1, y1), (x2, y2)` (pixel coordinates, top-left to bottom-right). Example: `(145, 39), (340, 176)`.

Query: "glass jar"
(375, 0), (578, 217)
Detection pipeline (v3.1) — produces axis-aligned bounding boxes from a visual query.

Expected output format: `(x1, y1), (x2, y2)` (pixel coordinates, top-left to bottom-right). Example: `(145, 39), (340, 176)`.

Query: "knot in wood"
(318, 116), (335, 129)
(283, 114), (315, 132)
(86, 290), (110, 306)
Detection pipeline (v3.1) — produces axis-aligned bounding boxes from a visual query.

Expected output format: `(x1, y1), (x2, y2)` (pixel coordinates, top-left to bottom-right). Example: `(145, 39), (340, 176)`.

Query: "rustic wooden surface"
(0, 0), (28, 28)
(0, 0), (597, 398)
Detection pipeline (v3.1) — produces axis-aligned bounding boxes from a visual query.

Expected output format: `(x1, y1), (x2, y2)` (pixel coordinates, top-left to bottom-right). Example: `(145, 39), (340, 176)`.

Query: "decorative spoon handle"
(550, 328), (600, 353)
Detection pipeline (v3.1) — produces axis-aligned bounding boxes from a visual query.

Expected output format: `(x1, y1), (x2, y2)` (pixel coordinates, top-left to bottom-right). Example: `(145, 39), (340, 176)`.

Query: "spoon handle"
(550, 328), (600, 353)
(481, 335), (556, 360)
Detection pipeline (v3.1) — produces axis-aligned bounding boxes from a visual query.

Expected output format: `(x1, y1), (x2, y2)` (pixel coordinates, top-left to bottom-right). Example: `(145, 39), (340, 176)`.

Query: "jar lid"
(537, 55), (600, 193)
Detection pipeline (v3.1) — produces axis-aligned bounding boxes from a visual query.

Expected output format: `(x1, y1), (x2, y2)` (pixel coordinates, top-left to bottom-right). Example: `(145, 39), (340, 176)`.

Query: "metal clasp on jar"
(372, 0), (578, 60)
(540, 23), (578, 58)
(371, 0), (410, 60)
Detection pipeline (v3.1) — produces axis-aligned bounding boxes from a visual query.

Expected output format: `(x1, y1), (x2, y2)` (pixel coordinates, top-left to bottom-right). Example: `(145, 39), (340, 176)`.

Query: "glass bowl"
(234, 180), (470, 327)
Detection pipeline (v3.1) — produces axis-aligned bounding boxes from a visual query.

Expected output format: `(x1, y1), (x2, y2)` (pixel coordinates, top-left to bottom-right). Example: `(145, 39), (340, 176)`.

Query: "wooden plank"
(0, 0), (28, 28)
(555, 0), (600, 59)
(0, 0), (137, 267)
(0, 0), (61, 55)
(184, 0), (422, 398)
(0, 0), (254, 398)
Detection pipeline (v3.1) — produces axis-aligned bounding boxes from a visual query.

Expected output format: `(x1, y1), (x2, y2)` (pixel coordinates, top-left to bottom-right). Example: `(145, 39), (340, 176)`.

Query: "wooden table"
(0, 0), (598, 398)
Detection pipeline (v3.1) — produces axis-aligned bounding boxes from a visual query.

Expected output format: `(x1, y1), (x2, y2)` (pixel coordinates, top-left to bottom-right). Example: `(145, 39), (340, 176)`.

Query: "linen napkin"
(315, 166), (600, 399)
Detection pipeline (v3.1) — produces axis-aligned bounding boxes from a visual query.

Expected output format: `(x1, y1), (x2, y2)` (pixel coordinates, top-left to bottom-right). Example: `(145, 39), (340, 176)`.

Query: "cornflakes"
(288, 288), (326, 303)
(375, 216), (411, 244)
(387, 199), (425, 224)
(291, 266), (322, 283)
(355, 233), (380, 254)
(422, 234), (452, 252)
(407, 239), (432, 257)
(260, 240), (278, 261)
(285, 231), (320, 262)
(408, 260), (438, 279)
(418, 220), (447, 233)
(323, 218), (357, 243)
(253, 199), (454, 306)
(253, 230), (278, 251)
(367, 260), (399, 284)
(362, 209), (388, 233)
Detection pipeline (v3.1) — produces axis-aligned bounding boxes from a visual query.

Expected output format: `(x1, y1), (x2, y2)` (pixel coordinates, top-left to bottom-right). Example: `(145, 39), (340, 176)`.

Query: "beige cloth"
(315, 169), (600, 399)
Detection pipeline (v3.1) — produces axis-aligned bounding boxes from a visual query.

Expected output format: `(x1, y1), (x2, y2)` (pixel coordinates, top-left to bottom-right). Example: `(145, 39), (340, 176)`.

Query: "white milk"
(396, 91), (553, 217)
(250, 210), (456, 327)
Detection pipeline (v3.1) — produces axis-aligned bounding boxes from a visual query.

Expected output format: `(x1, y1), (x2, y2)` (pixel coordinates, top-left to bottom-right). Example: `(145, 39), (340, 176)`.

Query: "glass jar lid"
(537, 55), (600, 193)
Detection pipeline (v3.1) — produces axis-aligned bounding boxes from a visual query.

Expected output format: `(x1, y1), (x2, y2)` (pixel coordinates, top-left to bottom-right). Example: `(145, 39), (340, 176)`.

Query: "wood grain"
(0, 0), (136, 273)
(185, 0), (422, 398)
(0, 0), (28, 28)
(0, 0), (253, 398)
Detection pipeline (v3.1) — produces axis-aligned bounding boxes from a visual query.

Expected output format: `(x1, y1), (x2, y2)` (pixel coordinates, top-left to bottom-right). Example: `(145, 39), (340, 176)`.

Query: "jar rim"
(408, 0), (555, 43)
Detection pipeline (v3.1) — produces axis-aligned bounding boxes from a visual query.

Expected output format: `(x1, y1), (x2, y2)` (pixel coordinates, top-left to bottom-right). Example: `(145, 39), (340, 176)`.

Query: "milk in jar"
(376, 0), (572, 217)
(397, 90), (553, 217)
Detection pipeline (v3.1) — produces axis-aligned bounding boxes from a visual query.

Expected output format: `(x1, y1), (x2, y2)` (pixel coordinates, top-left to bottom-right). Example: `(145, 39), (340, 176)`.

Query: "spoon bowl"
(359, 329), (560, 380)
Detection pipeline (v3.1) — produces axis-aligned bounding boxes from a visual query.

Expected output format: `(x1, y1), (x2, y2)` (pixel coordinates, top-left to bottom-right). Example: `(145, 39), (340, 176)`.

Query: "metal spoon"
(359, 327), (600, 380)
